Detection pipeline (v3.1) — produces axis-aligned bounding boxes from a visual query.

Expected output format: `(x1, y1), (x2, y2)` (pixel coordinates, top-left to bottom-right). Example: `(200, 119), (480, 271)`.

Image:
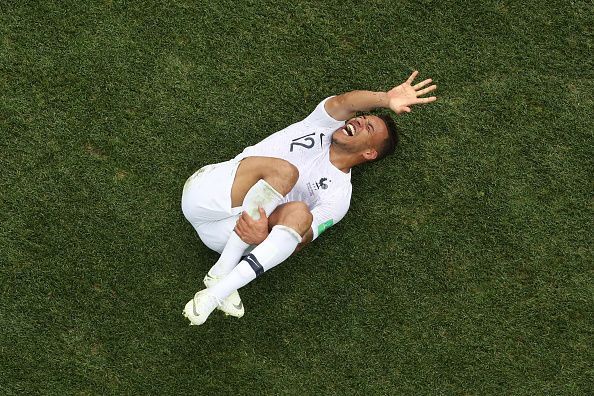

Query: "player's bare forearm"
(325, 71), (437, 120)
(325, 91), (389, 121)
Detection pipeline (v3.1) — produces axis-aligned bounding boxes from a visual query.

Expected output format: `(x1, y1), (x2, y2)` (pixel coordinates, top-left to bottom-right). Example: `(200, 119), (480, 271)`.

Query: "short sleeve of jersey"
(310, 185), (352, 241)
(302, 96), (345, 130)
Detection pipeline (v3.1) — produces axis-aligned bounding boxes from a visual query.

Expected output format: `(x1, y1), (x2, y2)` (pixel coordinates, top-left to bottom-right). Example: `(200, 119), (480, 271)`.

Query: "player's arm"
(324, 70), (437, 120)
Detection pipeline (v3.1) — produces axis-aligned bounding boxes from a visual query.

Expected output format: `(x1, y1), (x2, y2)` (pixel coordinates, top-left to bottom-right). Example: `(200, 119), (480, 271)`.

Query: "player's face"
(332, 115), (389, 159)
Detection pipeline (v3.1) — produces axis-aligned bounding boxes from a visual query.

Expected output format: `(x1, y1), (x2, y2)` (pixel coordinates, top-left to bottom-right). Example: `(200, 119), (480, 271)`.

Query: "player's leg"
(182, 160), (247, 255)
(191, 157), (298, 320)
(184, 202), (312, 325)
(181, 160), (246, 317)
(268, 202), (314, 252)
(206, 156), (299, 278)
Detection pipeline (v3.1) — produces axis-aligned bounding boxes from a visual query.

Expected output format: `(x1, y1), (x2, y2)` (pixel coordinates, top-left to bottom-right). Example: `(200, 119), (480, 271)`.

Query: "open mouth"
(343, 123), (355, 136)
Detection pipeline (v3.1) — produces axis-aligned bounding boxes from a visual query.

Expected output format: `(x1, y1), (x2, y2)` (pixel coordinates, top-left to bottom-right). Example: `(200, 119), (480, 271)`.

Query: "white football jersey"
(234, 97), (352, 240)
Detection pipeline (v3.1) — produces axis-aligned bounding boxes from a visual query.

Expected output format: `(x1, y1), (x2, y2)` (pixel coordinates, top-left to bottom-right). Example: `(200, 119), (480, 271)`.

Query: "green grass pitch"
(1, 0), (592, 394)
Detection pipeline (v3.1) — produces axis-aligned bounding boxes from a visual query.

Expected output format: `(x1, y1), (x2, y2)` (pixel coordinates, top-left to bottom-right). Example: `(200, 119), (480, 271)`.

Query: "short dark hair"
(374, 113), (399, 161)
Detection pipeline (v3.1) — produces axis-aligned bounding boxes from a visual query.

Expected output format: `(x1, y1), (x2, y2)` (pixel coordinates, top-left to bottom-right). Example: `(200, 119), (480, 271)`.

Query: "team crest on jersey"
(307, 177), (331, 196)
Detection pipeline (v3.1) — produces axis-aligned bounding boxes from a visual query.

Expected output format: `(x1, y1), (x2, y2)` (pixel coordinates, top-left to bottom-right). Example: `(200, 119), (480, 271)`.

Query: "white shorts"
(181, 159), (242, 253)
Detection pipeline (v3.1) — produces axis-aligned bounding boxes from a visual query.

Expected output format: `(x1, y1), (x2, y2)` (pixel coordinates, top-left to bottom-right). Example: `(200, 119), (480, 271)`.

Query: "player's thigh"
(231, 156), (299, 207)
(181, 159), (242, 226)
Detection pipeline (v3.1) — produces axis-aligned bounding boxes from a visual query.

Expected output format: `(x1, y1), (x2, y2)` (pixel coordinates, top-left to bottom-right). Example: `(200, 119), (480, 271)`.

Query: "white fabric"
(208, 261), (256, 301)
(208, 225), (302, 301)
(181, 159), (242, 253)
(208, 179), (285, 276)
(242, 179), (284, 220)
(234, 97), (353, 240)
(208, 232), (248, 276)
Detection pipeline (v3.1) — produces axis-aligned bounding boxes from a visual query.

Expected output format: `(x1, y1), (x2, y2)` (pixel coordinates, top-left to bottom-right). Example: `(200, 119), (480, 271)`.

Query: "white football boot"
(183, 290), (221, 326)
(203, 273), (245, 318)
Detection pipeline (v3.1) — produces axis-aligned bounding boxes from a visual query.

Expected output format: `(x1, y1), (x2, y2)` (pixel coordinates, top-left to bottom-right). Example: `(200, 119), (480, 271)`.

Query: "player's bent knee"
(275, 201), (312, 235)
(293, 201), (313, 225)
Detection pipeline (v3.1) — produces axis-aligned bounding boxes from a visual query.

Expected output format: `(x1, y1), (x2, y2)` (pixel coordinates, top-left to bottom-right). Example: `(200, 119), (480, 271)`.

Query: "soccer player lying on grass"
(181, 71), (437, 325)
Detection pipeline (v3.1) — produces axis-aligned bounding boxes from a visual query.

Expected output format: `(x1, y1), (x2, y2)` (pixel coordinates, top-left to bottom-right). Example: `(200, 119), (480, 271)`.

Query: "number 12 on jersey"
(290, 133), (325, 152)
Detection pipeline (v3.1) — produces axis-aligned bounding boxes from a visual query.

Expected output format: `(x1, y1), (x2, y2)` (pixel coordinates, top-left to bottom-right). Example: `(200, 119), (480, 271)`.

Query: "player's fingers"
(415, 96), (437, 104)
(241, 211), (254, 223)
(258, 207), (267, 219)
(237, 214), (250, 230)
(413, 78), (432, 90)
(406, 70), (419, 84)
(416, 85), (437, 96)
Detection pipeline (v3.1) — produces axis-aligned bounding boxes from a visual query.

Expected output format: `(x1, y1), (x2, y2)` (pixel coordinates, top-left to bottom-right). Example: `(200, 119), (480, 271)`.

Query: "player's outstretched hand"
(388, 71), (437, 114)
(235, 207), (269, 245)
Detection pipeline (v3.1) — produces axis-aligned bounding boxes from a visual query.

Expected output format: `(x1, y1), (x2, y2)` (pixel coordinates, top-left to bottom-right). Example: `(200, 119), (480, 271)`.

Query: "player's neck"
(329, 144), (364, 173)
